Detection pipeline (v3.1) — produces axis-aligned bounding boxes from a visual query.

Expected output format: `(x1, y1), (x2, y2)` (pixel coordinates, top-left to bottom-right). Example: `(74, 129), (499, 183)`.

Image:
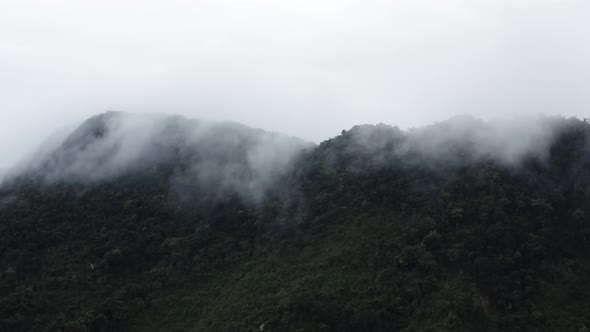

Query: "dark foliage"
(1, 116), (590, 331)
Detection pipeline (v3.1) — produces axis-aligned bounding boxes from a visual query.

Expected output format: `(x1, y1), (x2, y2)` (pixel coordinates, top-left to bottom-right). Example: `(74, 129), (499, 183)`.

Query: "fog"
(1, 0), (590, 170)
(5, 112), (311, 204)
(344, 115), (569, 171)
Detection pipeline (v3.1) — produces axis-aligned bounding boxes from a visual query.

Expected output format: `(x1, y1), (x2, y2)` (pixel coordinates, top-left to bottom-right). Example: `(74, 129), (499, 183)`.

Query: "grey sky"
(1, 0), (589, 169)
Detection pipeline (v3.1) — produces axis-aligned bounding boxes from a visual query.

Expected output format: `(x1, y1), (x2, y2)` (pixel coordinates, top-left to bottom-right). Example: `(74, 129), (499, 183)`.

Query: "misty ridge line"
(343, 114), (571, 166)
(1, 111), (313, 204)
(0, 112), (582, 201)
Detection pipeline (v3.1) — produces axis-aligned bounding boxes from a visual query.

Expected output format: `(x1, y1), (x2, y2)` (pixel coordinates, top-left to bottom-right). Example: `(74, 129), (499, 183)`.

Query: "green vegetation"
(1, 116), (590, 331)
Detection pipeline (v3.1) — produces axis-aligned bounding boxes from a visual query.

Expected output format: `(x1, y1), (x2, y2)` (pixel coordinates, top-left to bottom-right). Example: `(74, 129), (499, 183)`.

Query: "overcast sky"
(1, 0), (589, 169)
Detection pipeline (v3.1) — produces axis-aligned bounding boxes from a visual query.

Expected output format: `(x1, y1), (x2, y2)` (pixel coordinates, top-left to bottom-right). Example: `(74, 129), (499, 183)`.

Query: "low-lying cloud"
(0, 112), (584, 211)
(341, 115), (573, 171)
(5, 112), (312, 204)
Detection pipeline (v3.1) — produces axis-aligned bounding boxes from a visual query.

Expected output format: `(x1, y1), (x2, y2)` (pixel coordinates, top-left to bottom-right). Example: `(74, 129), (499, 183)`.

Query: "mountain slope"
(1, 114), (590, 331)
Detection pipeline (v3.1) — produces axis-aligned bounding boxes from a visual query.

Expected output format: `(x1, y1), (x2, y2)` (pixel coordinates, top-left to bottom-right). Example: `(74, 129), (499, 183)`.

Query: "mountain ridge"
(1, 113), (590, 331)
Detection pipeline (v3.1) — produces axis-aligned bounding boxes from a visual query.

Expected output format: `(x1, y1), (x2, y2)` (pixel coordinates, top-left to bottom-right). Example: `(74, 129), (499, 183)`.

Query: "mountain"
(1, 113), (590, 331)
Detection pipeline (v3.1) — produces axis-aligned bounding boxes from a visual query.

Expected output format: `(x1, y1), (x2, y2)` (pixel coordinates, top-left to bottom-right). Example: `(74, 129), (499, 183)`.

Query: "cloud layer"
(8, 112), (311, 203)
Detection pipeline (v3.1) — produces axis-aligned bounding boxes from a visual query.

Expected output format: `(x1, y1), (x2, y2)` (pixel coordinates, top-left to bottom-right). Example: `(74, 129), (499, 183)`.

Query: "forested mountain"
(1, 113), (590, 331)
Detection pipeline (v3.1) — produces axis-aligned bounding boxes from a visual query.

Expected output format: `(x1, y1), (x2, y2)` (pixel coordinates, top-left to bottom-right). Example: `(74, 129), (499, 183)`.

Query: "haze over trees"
(1, 113), (590, 331)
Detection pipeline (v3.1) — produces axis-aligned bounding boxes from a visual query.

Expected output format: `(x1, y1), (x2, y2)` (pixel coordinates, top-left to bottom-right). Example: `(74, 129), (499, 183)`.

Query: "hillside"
(1, 114), (590, 331)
